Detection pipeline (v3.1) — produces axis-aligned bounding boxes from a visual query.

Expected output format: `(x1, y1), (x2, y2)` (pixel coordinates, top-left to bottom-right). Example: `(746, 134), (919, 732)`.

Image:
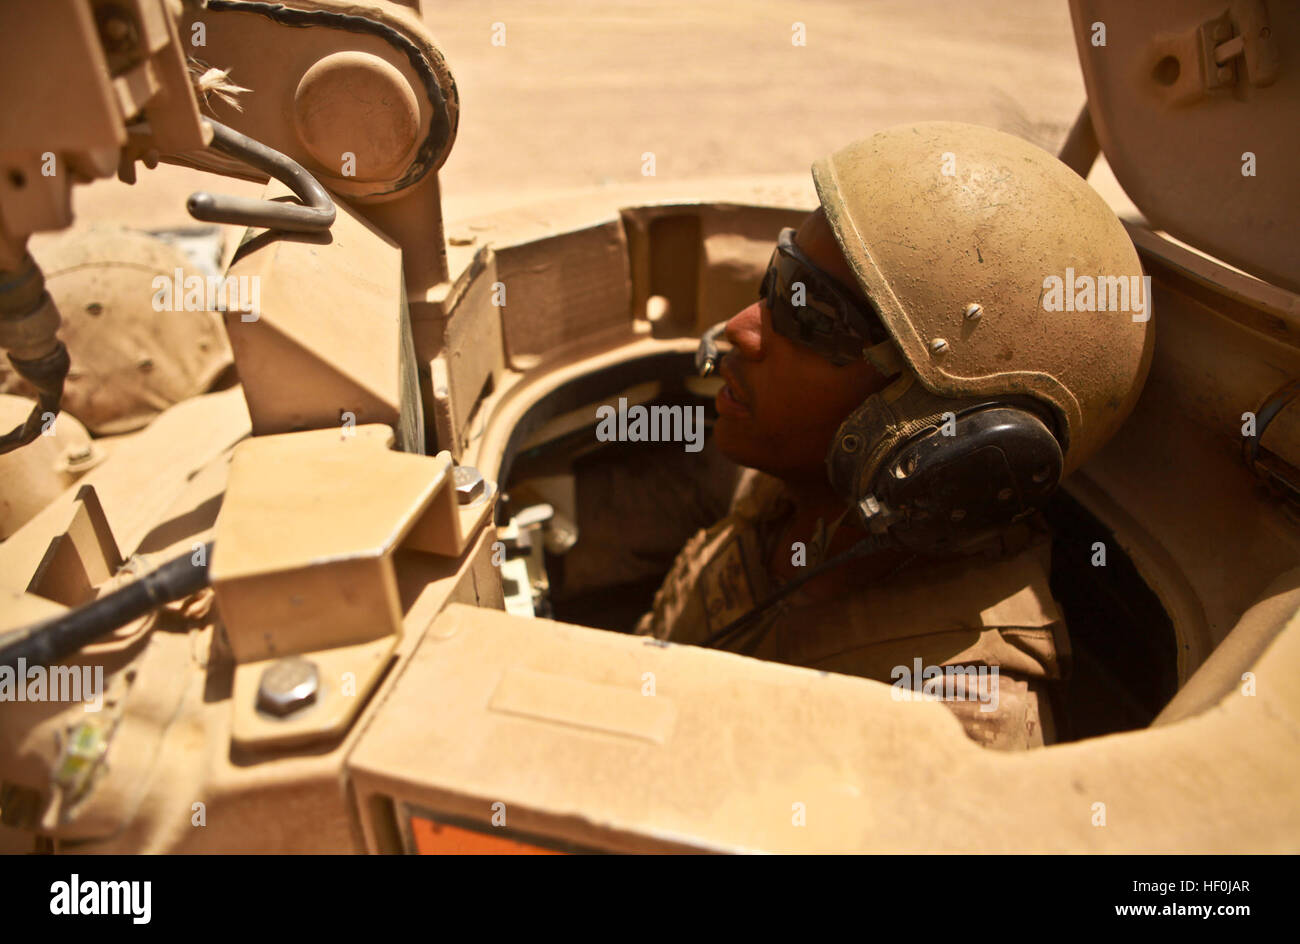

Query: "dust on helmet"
(811, 121), (1154, 549)
(0, 227), (233, 436)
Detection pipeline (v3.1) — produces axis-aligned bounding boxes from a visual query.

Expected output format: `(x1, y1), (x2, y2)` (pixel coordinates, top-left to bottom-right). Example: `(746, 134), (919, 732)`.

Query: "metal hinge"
(1244, 380), (1300, 515)
(1200, 0), (1280, 91)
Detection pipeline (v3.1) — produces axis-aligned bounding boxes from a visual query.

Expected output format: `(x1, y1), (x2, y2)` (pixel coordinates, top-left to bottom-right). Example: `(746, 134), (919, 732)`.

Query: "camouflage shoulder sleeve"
(934, 672), (1054, 750)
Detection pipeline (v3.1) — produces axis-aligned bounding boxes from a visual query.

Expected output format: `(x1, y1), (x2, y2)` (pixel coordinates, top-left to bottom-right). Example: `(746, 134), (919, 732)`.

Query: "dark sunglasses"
(759, 227), (888, 365)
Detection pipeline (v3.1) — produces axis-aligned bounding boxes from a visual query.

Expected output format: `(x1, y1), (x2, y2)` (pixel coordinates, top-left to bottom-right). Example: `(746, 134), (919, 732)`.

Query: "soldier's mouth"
(717, 363), (753, 417)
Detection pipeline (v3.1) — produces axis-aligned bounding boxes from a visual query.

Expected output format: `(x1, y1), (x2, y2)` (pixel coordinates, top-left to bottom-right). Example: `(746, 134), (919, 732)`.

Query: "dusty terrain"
(427, 0), (1085, 211)
(68, 0), (1088, 229)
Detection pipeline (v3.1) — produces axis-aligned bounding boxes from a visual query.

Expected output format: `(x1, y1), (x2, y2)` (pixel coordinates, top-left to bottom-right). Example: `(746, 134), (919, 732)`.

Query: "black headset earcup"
(868, 405), (1063, 552)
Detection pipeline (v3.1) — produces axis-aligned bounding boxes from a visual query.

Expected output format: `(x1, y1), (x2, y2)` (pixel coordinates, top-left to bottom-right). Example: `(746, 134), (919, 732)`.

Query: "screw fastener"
(930, 338), (949, 355)
(62, 443), (97, 473)
(964, 303), (983, 321)
(257, 657), (319, 716)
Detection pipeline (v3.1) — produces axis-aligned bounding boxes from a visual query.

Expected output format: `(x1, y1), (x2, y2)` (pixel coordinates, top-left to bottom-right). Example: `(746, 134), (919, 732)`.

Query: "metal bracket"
(1200, 1), (1280, 92)
(211, 428), (495, 750)
(1244, 379), (1300, 508)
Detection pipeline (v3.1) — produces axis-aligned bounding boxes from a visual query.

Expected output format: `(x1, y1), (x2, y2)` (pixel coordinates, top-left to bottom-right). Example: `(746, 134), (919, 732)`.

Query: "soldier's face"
(714, 209), (889, 479)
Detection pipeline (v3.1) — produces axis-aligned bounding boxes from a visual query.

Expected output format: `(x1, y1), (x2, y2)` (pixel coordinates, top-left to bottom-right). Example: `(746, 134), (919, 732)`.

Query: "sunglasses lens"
(758, 229), (885, 364)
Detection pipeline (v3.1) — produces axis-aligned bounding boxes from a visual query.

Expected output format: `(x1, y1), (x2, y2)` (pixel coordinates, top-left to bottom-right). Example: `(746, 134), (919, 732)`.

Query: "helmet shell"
(0, 228), (233, 435)
(813, 121), (1154, 474)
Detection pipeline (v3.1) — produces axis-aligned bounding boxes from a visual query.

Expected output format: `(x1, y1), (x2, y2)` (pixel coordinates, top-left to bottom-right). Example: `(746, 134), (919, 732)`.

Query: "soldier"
(636, 122), (1154, 751)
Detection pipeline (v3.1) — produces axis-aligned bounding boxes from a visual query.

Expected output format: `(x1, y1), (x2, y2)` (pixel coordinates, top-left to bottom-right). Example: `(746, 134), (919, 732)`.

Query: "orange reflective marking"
(410, 815), (565, 855)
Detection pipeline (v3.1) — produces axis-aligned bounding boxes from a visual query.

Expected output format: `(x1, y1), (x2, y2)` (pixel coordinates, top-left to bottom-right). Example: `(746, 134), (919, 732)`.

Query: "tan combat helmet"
(0, 228), (233, 436)
(813, 121), (1154, 549)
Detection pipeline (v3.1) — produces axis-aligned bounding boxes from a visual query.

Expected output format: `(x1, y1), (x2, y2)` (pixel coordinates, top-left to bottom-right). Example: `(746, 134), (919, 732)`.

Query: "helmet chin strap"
(863, 337), (906, 379)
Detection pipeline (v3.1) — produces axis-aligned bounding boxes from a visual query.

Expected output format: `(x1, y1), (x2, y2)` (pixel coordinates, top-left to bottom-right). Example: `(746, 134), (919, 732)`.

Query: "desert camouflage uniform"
(636, 468), (1070, 750)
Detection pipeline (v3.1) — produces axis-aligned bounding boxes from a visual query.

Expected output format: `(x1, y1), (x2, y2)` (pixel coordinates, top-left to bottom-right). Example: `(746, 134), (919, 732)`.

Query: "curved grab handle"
(187, 119), (336, 233)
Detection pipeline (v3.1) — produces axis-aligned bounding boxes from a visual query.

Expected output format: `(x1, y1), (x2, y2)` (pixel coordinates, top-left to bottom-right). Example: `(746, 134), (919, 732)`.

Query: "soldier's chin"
(713, 414), (767, 469)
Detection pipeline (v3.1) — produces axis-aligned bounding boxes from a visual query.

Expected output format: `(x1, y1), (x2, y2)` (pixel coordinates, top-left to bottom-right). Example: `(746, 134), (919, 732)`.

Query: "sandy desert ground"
(65, 0), (1090, 230)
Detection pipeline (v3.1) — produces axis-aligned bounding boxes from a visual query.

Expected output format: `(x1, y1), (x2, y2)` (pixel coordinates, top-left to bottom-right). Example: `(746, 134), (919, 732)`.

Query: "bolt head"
(964, 303), (983, 321)
(453, 465), (486, 505)
(257, 657), (319, 716)
(98, 8), (138, 50)
(62, 443), (97, 474)
(930, 337), (949, 355)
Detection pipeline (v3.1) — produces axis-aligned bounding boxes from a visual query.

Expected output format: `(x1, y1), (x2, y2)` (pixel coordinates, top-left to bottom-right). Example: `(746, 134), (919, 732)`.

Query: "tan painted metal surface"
(349, 601), (1300, 852)
(1069, 0), (1299, 294)
(0, 0), (1297, 856)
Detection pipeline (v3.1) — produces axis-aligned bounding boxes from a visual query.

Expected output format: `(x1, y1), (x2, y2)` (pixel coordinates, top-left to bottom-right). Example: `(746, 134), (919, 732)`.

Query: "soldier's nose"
(725, 302), (763, 359)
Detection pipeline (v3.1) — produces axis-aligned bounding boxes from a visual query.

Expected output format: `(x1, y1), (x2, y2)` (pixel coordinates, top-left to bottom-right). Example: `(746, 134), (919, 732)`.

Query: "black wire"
(0, 342), (70, 457)
(701, 532), (907, 651)
(0, 543), (213, 671)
